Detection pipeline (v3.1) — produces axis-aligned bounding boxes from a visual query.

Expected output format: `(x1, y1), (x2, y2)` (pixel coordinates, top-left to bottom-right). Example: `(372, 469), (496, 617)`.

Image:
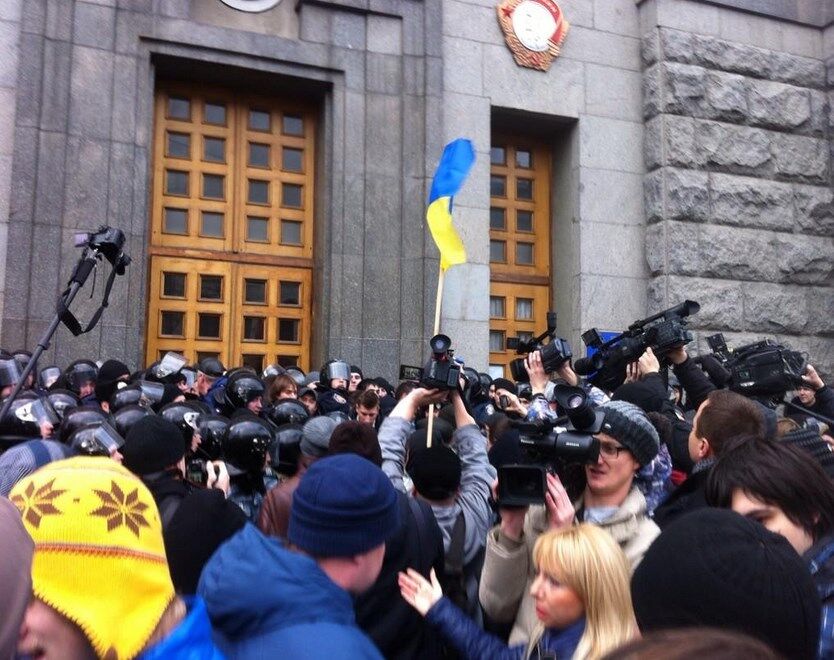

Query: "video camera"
(506, 311), (572, 382)
(421, 334), (462, 390)
(74, 226), (131, 274)
(575, 300), (700, 392)
(704, 333), (806, 398)
(497, 384), (603, 506)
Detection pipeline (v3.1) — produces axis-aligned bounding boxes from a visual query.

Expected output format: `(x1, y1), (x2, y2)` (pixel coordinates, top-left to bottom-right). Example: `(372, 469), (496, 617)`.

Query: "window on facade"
(489, 137), (552, 374)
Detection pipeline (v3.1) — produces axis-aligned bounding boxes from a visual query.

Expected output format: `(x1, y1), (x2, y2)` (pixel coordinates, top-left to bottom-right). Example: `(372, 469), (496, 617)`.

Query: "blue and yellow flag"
(427, 139), (475, 271)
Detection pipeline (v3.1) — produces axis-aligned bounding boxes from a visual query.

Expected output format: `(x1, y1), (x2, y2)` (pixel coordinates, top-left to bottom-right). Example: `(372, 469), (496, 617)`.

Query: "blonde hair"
(533, 524), (636, 659)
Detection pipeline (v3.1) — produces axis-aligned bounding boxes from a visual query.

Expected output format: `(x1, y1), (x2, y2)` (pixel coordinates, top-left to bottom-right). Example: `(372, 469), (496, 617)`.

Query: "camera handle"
(0, 245), (122, 421)
(780, 398), (834, 428)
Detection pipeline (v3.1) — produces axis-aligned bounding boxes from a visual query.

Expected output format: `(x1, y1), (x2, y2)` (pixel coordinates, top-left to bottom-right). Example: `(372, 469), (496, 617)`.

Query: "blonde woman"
(399, 524), (636, 659)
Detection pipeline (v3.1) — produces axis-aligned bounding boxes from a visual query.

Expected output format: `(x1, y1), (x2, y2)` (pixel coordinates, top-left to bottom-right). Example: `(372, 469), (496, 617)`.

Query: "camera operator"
(790, 364), (834, 423)
(479, 399), (660, 646)
(491, 378), (528, 418)
(379, 386), (496, 618)
(665, 345), (716, 413)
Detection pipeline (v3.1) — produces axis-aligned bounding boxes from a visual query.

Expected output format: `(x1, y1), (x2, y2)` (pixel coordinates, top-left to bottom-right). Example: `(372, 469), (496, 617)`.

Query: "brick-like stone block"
(648, 275), (744, 331)
(68, 46), (114, 140)
(641, 28), (660, 67)
(806, 287), (834, 336)
(72, 1), (116, 50)
(742, 282), (809, 334)
(769, 51), (827, 90)
(666, 167), (709, 222)
(771, 133), (828, 184)
(709, 173), (793, 232)
(808, 89), (829, 136)
(661, 61), (707, 117)
(696, 121), (771, 174)
(793, 184), (834, 237)
(648, 114), (703, 169)
(704, 70), (747, 123)
(644, 169), (663, 223)
(40, 39), (72, 132)
(747, 78), (810, 132)
(643, 62), (661, 119)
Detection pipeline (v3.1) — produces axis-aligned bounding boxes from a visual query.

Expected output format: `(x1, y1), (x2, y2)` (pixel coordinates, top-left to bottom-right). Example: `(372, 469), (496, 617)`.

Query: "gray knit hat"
(599, 400), (659, 466)
(0, 440), (75, 497)
(300, 415), (338, 458)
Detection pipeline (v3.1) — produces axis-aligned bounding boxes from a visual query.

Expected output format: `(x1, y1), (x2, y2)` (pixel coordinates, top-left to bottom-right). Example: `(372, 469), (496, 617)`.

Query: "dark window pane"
(280, 220), (302, 245)
(248, 180), (269, 204)
(282, 148), (303, 172)
(517, 178), (533, 200)
(166, 132), (189, 158)
(490, 147), (505, 165)
(516, 149), (532, 168)
(490, 175), (506, 197)
(242, 354), (264, 371)
(204, 102), (226, 125)
(200, 275), (222, 300)
(278, 318), (299, 342)
(249, 143), (270, 168)
(198, 313), (221, 338)
(489, 296), (505, 318)
(279, 281), (300, 305)
(249, 109), (270, 131)
(163, 208), (187, 234)
(518, 331), (533, 343)
(168, 96), (190, 120)
(281, 183), (302, 208)
(243, 316), (265, 341)
(517, 210), (533, 232)
(246, 216), (268, 242)
(489, 331), (504, 352)
(490, 207), (505, 230)
(201, 212), (223, 237)
(490, 240), (506, 263)
(282, 115), (303, 136)
(277, 355), (298, 367)
(196, 351), (220, 362)
(203, 174), (224, 200)
(516, 242), (534, 265)
(516, 298), (533, 320)
(163, 272), (186, 298)
(166, 170), (188, 196)
(244, 279), (267, 303)
(203, 137), (225, 162)
(160, 311), (184, 336)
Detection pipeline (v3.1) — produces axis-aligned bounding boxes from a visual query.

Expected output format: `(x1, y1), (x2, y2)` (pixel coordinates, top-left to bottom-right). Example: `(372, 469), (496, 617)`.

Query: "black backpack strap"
(445, 511), (466, 575)
(407, 495), (430, 555)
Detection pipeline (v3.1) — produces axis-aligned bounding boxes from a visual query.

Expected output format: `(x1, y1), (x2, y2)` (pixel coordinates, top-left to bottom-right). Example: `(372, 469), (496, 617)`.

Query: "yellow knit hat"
(9, 456), (174, 659)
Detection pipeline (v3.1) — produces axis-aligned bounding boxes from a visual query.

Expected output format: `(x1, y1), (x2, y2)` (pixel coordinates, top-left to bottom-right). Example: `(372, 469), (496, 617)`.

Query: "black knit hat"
(122, 415), (187, 475)
(407, 445), (462, 500)
(632, 508), (821, 660)
(94, 359), (130, 403)
(599, 400), (660, 466)
(164, 488), (246, 594)
(289, 454), (399, 557)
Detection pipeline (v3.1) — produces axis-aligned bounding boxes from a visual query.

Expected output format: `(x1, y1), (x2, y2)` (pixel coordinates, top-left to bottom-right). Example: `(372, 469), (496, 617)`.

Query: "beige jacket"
(478, 486), (659, 646)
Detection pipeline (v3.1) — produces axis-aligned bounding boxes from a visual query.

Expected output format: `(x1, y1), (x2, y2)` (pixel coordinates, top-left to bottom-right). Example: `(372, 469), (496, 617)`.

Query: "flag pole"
(426, 265), (445, 448)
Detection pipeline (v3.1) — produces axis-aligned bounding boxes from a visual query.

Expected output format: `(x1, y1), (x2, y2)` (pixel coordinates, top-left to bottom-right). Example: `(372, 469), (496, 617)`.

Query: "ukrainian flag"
(427, 139), (475, 271)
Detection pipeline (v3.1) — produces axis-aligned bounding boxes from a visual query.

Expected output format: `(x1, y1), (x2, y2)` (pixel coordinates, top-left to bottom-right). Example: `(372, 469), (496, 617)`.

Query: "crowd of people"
(0, 340), (832, 659)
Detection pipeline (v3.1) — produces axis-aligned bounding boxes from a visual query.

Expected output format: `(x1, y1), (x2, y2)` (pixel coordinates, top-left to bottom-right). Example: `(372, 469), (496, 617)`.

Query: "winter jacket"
(426, 596), (585, 660)
(380, 416), (496, 567)
(257, 472), (301, 540)
(672, 356), (716, 412)
(199, 524), (383, 659)
(804, 534), (834, 660)
(479, 486), (658, 646)
(138, 597), (224, 659)
(652, 462), (711, 529)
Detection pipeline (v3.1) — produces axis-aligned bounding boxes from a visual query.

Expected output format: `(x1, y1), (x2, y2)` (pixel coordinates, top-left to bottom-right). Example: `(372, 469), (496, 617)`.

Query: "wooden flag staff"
(425, 266), (445, 448)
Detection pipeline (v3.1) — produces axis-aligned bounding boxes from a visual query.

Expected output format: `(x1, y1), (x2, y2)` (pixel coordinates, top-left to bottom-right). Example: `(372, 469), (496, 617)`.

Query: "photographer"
(790, 364), (834, 423)
(379, 385), (496, 617)
(478, 400), (660, 646)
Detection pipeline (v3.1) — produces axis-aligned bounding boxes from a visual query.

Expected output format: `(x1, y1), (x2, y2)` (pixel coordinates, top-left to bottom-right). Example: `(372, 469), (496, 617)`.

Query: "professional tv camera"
(497, 384), (603, 506)
(505, 311), (572, 382)
(574, 300), (700, 392)
(704, 333), (806, 398)
(421, 334), (462, 390)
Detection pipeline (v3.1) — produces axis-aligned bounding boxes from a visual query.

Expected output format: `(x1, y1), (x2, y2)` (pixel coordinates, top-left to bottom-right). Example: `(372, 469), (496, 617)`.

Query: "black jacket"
(355, 491), (446, 660)
(652, 467), (710, 530)
(672, 356), (716, 412)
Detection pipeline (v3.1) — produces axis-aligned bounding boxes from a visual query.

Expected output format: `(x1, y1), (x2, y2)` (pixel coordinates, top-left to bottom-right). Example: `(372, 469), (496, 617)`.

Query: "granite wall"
(641, 4), (834, 376)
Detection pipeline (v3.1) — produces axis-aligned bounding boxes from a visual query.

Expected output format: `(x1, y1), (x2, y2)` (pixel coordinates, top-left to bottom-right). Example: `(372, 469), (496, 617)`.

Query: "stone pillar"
(641, 8), (834, 376)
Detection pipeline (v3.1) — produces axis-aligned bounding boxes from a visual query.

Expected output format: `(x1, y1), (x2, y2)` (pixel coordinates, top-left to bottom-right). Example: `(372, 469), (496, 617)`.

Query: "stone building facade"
(0, 0), (831, 379)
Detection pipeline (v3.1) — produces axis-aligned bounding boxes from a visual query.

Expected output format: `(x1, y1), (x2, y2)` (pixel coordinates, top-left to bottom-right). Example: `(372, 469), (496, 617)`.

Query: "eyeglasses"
(598, 443), (629, 459)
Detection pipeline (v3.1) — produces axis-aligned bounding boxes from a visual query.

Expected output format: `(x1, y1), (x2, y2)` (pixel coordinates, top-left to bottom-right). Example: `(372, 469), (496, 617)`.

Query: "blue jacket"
(139, 597), (224, 659)
(426, 596), (584, 660)
(805, 534), (834, 660)
(198, 524), (383, 659)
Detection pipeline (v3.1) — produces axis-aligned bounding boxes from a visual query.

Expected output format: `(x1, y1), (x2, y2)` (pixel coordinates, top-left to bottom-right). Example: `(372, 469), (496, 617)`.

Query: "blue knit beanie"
(289, 453), (399, 558)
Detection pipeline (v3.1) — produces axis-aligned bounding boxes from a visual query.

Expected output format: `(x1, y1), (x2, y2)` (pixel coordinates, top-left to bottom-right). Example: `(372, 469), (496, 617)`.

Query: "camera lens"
(565, 394), (584, 409)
